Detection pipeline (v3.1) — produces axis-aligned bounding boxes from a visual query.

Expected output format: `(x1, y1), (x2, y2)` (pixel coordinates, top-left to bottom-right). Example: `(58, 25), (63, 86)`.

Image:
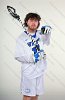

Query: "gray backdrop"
(0, 0), (65, 100)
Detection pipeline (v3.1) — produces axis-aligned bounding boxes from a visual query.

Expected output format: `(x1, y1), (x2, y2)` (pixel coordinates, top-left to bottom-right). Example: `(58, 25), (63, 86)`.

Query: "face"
(26, 18), (39, 31)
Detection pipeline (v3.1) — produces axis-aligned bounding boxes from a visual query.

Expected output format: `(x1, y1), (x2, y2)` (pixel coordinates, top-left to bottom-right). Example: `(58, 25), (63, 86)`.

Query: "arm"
(15, 36), (34, 63)
(40, 25), (52, 45)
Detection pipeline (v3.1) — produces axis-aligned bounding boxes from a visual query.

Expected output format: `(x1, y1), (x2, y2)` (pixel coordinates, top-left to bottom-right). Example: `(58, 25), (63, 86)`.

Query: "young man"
(15, 13), (51, 100)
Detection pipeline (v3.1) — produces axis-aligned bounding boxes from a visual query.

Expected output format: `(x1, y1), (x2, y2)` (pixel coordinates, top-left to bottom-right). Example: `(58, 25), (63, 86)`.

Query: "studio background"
(0, 0), (65, 100)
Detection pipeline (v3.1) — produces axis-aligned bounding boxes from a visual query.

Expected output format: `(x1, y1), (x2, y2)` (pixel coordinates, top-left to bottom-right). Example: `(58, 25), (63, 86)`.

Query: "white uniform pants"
(20, 75), (45, 96)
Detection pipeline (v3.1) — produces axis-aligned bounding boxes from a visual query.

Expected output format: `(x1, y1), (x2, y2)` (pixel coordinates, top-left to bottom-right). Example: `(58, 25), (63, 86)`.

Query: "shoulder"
(36, 30), (41, 35)
(16, 31), (27, 42)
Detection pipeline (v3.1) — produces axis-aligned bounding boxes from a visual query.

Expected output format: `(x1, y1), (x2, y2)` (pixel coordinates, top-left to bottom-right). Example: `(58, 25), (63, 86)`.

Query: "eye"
(30, 18), (38, 22)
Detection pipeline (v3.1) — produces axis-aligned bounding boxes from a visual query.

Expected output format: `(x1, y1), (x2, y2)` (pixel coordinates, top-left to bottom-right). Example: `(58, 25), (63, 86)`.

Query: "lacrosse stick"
(7, 5), (26, 30)
(7, 5), (52, 34)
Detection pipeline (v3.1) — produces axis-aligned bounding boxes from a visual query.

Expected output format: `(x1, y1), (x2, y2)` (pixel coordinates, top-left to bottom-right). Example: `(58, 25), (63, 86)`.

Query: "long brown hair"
(24, 13), (41, 28)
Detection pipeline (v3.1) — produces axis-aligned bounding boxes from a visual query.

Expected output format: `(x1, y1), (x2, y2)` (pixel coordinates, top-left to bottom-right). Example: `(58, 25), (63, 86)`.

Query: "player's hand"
(41, 25), (52, 35)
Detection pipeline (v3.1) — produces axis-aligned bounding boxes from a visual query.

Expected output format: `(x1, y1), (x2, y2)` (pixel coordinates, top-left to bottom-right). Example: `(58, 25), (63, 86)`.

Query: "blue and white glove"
(41, 25), (52, 35)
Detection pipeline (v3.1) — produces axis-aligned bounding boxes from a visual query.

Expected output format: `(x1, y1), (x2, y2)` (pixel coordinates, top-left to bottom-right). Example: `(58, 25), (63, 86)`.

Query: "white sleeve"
(41, 32), (51, 45)
(15, 36), (34, 63)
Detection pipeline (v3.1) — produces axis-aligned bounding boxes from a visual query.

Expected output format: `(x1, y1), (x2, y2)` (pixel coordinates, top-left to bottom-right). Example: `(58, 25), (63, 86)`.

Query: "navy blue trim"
(24, 31), (29, 35)
(24, 30), (37, 37)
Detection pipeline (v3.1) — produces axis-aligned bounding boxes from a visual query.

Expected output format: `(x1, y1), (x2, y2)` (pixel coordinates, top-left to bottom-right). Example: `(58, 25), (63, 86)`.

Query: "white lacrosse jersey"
(15, 30), (51, 79)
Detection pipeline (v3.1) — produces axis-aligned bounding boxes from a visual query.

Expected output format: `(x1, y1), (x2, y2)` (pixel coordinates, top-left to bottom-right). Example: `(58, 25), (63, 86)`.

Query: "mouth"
(31, 24), (35, 27)
(31, 25), (37, 28)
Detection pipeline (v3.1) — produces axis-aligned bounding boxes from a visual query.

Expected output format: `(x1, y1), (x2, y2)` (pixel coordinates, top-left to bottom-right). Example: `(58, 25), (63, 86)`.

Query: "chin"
(31, 27), (37, 30)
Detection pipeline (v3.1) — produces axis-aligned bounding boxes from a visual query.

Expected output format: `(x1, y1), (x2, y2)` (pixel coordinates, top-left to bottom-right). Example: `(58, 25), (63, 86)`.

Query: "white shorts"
(20, 75), (45, 96)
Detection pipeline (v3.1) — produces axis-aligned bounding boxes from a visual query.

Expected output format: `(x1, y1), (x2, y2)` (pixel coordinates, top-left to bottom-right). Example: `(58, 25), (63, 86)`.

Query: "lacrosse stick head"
(41, 25), (52, 35)
(7, 5), (20, 20)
